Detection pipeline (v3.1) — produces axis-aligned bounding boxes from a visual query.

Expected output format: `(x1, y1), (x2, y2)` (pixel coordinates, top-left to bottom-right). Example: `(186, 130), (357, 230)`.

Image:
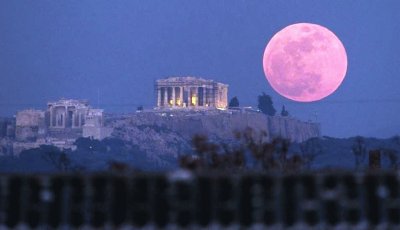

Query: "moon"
(263, 23), (347, 102)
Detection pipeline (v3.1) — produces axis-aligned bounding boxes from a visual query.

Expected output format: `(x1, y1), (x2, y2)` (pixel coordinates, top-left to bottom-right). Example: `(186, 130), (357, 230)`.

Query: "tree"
(40, 146), (71, 171)
(228, 96), (239, 108)
(281, 105), (289, 117)
(299, 137), (322, 169)
(352, 136), (367, 170)
(257, 93), (276, 116)
(179, 128), (305, 173)
(382, 148), (399, 170)
(74, 137), (106, 153)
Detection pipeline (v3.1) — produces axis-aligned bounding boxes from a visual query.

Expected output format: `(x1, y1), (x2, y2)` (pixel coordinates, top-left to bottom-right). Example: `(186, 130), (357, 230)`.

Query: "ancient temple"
(155, 77), (228, 109)
(13, 99), (112, 152)
(46, 99), (112, 140)
(47, 99), (89, 129)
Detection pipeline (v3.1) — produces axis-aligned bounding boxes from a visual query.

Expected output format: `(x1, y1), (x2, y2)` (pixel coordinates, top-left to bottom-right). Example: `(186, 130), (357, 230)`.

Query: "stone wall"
(82, 126), (113, 140)
(109, 110), (320, 144)
(15, 110), (46, 142)
(16, 110), (43, 127)
(108, 110), (320, 159)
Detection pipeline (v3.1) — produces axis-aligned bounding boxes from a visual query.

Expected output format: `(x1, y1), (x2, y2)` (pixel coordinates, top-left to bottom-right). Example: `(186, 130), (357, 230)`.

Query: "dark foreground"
(0, 171), (399, 229)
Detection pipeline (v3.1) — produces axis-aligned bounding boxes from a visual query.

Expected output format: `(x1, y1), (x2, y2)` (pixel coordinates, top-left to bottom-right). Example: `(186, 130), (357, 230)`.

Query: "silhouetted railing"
(0, 172), (399, 228)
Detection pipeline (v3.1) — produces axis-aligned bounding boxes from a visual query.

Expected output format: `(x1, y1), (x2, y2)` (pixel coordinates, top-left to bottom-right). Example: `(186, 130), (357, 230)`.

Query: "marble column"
(63, 106), (67, 128)
(180, 87), (183, 107)
(195, 87), (199, 106)
(203, 87), (206, 106)
(164, 87), (168, 106)
(49, 108), (53, 127)
(55, 112), (58, 127)
(58, 113), (62, 128)
(188, 87), (192, 106)
(157, 88), (161, 107)
(172, 87), (175, 106)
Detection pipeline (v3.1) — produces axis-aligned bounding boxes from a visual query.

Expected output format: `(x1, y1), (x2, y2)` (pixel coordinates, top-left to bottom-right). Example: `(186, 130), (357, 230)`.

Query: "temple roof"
(156, 76), (228, 86)
(47, 99), (89, 107)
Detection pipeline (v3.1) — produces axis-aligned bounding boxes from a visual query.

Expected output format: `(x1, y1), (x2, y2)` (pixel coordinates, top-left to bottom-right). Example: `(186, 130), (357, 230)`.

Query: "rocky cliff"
(108, 109), (320, 157)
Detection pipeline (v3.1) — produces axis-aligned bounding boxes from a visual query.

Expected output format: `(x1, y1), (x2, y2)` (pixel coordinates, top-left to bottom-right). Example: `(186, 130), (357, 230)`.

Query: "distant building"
(15, 110), (46, 142)
(82, 109), (113, 140)
(14, 99), (112, 142)
(47, 99), (88, 129)
(46, 99), (91, 139)
(47, 99), (112, 140)
(155, 77), (228, 109)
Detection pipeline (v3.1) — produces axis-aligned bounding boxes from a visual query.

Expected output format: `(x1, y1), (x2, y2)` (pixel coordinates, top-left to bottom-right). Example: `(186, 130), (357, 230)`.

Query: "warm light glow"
(176, 98), (181, 106)
(191, 96), (197, 106)
(169, 99), (174, 105)
(263, 23), (347, 102)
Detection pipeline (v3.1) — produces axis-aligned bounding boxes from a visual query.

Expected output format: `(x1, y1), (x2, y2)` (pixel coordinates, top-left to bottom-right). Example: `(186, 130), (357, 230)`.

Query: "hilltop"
(0, 109), (398, 173)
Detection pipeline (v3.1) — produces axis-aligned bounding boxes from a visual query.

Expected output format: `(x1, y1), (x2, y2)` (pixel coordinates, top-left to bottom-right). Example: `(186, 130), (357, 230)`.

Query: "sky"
(0, 0), (399, 138)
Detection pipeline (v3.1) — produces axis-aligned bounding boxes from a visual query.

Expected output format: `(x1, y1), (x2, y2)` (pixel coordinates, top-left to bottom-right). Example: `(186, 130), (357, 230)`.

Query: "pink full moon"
(263, 23), (347, 102)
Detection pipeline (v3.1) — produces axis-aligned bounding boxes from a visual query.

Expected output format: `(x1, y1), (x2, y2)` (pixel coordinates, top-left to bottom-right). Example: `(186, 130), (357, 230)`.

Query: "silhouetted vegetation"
(73, 137), (173, 171)
(382, 148), (399, 170)
(352, 136), (367, 170)
(180, 128), (305, 173)
(181, 131), (400, 173)
(280, 105), (289, 117)
(257, 92), (276, 116)
(1, 137), (173, 173)
(43, 151), (71, 171)
(350, 136), (399, 171)
(299, 137), (322, 169)
(1, 134), (399, 173)
(75, 137), (106, 153)
(31, 145), (68, 171)
(228, 96), (239, 108)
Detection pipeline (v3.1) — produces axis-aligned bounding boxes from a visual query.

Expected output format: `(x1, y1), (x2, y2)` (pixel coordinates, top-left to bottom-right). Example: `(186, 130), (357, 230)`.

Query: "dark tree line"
(229, 93), (289, 117)
(258, 93), (276, 116)
(352, 136), (399, 171)
(228, 96), (239, 108)
(179, 128), (305, 173)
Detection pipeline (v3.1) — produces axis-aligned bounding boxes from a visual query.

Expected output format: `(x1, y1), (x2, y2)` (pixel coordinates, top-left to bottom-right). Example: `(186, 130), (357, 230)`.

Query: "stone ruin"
(155, 76), (228, 109)
(15, 99), (112, 143)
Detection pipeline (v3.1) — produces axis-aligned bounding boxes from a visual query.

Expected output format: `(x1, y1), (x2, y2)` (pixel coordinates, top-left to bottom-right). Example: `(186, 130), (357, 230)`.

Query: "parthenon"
(155, 77), (228, 109)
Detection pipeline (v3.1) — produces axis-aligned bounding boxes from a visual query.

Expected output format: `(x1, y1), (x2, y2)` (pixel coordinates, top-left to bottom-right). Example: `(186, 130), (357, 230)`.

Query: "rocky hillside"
(108, 110), (320, 142)
(108, 109), (320, 155)
(0, 110), (323, 173)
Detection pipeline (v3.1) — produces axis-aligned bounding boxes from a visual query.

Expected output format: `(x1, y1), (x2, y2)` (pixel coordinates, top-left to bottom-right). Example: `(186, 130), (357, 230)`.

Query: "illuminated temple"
(155, 77), (228, 109)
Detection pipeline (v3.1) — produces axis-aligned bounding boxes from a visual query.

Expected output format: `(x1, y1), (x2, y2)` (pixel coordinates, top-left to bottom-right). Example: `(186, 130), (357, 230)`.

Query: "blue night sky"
(0, 0), (399, 138)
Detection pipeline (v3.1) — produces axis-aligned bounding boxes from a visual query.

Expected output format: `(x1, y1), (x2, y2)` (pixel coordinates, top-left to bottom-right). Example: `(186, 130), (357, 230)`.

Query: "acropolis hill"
(0, 76), (320, 156)
(110, 110), (320, 157)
